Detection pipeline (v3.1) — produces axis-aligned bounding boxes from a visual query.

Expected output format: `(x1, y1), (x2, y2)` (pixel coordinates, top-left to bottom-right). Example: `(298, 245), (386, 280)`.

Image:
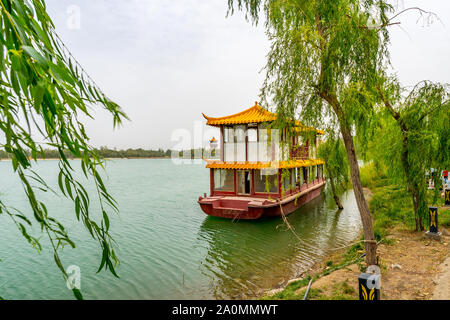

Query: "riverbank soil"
(265, 165), (450, 300)
(291, 227), (449, 300)
(432, 254), (450, 299)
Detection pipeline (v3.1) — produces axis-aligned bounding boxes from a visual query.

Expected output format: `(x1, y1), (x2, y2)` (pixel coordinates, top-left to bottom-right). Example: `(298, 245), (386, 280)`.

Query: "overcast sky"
(45, 0), (450, 150)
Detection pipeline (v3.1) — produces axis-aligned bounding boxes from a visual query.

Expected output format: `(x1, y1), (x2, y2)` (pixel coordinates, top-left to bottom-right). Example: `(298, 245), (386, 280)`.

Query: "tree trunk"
(326, 165), (344, 209)
(319, 91), (377, 266)
(340, 125), (378, 266)
(412, 191), (420, 231)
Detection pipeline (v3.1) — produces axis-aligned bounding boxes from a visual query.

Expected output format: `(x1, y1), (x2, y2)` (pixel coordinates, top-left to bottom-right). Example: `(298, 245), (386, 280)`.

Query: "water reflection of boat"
(198, 102), (326, 219)
(197, 194), (335, 299)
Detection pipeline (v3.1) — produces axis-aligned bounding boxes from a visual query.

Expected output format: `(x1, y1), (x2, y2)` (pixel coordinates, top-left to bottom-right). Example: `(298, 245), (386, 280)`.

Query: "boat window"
(223, 127), (235, 161)
(237, 170), (251, 195)
(257, 124), (277, 162)
(213, 169), (234, 192)
(235, 125), (246, 161)
(224, 127), (233, 143)
(248, 128), (257, 142)
(247, 127), (258, 162)
(235, 125), (246, 143)
(224, 143), (235, 161)
(254, 169), (278, 193)
(258, 124), (268, 142)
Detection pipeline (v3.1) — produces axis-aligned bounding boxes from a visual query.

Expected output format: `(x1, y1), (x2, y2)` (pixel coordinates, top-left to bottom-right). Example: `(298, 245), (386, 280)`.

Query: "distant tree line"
(0, 147), (217, 160)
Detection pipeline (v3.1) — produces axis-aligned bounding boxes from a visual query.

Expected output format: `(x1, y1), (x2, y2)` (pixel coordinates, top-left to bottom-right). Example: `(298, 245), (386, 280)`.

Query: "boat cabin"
(202, 102), (325, 200)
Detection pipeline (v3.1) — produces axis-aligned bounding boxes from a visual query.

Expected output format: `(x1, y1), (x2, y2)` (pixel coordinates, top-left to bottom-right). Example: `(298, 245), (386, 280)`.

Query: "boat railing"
(284, 177), (325, 197)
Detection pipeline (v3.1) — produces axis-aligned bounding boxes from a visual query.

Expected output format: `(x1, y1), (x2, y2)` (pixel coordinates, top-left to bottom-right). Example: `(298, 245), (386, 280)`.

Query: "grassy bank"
(263, 163), (449, 300)
(263, 242), (366, 300)
(360, 163), (450, 236)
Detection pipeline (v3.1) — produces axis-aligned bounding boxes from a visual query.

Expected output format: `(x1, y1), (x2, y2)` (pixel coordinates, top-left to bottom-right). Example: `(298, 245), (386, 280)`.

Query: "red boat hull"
(198, 181), (325, 220)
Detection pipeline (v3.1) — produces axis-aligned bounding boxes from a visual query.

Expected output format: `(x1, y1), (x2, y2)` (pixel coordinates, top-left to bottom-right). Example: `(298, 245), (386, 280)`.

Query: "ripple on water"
(0, 159), (362, 299)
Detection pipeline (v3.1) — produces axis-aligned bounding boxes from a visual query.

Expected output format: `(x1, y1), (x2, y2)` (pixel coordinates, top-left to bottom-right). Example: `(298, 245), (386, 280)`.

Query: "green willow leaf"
(53, 252), (65, 275)
(64, 175), (73, 200)
(0, 0), (131, 300)
(21, 45), (48, 67)
(57, 170), (66, 196)
(97, 245), (108, 273)
(74, 196), (81, 221)
(103, 210), (110, 231)
(72, 288), (83, 300)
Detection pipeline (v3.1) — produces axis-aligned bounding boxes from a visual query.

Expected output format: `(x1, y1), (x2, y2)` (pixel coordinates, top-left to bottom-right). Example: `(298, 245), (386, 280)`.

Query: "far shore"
(0, 157), (176, 161)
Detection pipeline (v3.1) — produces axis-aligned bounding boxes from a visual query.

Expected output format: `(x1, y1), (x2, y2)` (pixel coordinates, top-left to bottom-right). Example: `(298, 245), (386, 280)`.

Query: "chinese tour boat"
(198, 102), (326, 220)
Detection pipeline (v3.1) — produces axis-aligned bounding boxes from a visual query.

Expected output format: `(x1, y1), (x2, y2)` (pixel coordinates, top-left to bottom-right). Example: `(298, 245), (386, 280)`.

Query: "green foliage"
(318, 135), (349, 191)
(440, 208), (450, 228)
(312, 281), (357, 300)
(296, 287), (323, 300)
(344, 241), (364, 261)
(359, 162), (387, 188)
(359, 164), (450, 234)
(0, 0), (128, 298)
(368, 79), (450, 229)
(227, 0), (408, 265)
(228, 0), (392, 132)
(295, 281), (357, 300)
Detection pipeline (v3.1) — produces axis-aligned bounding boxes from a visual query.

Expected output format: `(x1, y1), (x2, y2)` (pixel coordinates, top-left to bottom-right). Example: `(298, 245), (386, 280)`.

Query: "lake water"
(0, 159), (362, 299)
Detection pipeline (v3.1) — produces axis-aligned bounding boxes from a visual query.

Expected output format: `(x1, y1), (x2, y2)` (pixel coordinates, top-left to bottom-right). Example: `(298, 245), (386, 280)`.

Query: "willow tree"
(318, 134), (349, 209)
(375, 79), (450, 230)
(0, 0), (127, 299)
(227, 0), (408, 265)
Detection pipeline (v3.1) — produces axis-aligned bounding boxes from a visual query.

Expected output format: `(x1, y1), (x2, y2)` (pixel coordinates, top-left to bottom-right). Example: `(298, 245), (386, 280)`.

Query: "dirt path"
(290, 228), (449, 300)
(432, 254), (450, 300)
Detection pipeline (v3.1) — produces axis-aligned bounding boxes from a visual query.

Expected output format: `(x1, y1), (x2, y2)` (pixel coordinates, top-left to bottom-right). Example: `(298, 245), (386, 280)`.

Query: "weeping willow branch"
(0, 0), (127, 299)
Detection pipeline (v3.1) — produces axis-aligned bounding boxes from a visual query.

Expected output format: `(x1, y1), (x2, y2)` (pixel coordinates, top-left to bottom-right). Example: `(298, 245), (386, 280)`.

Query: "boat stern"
(198, 196), (270, 220)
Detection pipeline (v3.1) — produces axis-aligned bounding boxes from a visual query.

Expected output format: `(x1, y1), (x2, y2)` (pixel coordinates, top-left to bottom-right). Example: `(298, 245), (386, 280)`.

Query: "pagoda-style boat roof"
(202, 102), (276, 126)
(202, 102), (324, 134)
(204, 159), (324, 170)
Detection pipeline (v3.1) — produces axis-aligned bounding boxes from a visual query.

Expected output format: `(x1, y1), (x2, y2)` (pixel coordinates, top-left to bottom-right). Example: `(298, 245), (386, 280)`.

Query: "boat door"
(237, 170), (251, 195)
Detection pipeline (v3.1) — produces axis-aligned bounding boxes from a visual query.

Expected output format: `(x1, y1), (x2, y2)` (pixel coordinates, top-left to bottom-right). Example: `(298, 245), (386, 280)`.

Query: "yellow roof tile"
(202, 102), (276, 126)
(202, 102), (324, 134)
